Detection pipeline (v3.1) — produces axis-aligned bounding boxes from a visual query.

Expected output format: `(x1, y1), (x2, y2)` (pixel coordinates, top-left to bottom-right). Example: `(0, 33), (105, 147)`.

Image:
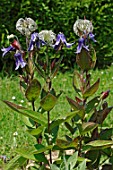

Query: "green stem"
(47, 111), (52, 164)
(32, 101), (35, 111)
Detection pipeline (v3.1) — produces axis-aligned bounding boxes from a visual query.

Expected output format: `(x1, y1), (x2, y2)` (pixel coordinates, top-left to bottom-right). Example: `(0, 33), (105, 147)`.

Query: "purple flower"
(28, 32), (46, 51)
(1, 46), (15, 57)
(52, 33), (75, 50)
(76, 37), (89, 54)
(89, 32), (97, 42)
(14, 52), (26, 70)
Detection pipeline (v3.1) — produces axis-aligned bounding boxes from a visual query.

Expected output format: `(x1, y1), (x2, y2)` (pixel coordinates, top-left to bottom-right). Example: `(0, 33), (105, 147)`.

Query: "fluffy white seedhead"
(73, 19), (93, 37)
(39, 30), (56, 45)
(16, 17), (37, 36)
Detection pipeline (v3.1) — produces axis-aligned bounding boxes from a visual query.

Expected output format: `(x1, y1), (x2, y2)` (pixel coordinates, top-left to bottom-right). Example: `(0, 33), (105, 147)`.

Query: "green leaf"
(85, 96), (100, 113)
(73, 70), (82, 93)
(100, 128), (113, 140)
(21, 115), (35, 128)
(27, 126), (44, 136)
(4, 155), (27, 170)
(51, 56), (63, 79)
(66, 96), (85, 118)
(34, 62), (46, 80)
(81, 122), (98, 135)
(67, 151), (78, 169)
(56, 138), (78, 149)
(65, 122), (76, 135)
(40, 93), (57, 111)
(84, 140), (113, 151)
(25, 79), (41, 102)
(83, 78), (100, 98)
(3, 101), (47, 125)
(16, 147), (48, 164)
(76, 48), (92, 71)
(34, 144), (53, 154)
(77, 160), (86, 170)
(50, 164), (60, 170)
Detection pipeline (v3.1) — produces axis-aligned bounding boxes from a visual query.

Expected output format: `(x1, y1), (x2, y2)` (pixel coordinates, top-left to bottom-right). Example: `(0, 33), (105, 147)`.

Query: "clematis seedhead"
(73, 19), (93, 37)
(39, 30), (56, 46)
(16, 17), (37, 36)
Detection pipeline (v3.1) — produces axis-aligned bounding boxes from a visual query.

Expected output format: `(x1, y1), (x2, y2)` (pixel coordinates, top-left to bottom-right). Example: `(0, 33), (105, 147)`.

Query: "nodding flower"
(28, 32), (46, 51)
(52, 32), (75, 51)
(1, 38), (26, 70)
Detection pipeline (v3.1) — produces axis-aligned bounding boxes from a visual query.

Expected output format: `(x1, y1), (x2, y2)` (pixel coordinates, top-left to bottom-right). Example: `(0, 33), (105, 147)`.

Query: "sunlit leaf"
(25, 79), (41, 102)
(85, 96), (100, 113)
(40, 93), (57, 111)
(81, 122), (98, 135)
(83, 78), (100, 98)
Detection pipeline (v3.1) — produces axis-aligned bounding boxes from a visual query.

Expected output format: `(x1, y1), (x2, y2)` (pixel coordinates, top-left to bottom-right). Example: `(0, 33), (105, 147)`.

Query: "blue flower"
(28, 32), (46, 51)
(89, 32), (97, 42)
(76, 37), (89, 54)
(1, 46), (15, 57)
(14, 52), (26, 70)
(1, 45), (26, 70)
(52, 33), (75, 50)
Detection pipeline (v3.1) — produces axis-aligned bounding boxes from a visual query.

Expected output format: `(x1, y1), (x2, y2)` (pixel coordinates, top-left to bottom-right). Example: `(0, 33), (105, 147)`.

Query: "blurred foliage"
(0, 0), (113, 74)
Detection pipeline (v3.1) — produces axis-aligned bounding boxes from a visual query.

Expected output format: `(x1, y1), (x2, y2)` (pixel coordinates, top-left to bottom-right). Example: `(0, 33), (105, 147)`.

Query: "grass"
(0, 65), (113, 164)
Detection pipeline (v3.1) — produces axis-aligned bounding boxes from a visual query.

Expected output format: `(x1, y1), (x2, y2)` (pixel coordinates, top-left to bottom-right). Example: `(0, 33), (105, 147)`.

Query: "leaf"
(16, 147), (48, 164)
(76, 48), (92, 71)
(21, 115), (35, 128)
(56, 138), (78, 149)
(50, 164), (59, 170)
(83, 78), (100, 98)
(34, 62), (46, 80)
(27, 126), (44, 136)
(73, 70), (82, 93)
(25, 79), (41, 102)
(3, 101), (47, 125)
(81, 122), (98, 135)
(34, 144), (53, 154)
(100, 128), (113, 140)
(40, 93), (57, 111)
(51, 56), (63, 79)
(65, 122), (77, 135)
(84, 140), (113, 151)
(4, 155), (27, 170)
(66, 96), (85, 118)
(67, 151), (78, 169)
(85, 96), (100, 113)
(77, 160), (86, 170)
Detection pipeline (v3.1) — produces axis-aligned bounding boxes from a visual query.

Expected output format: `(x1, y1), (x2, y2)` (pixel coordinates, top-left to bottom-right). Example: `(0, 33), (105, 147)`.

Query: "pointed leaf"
(77, 160), (86, 170)
(21, 115), (35, 128)
(84, 140), (113, 151)
(85, 96), (100, 113)
(50, 164), (59, 170)
(4, 155), (27, 170)
(81, 122), (98, 135)
(56, 138), (78, 149)
(34, 62), (46, 80)
(40, 93), (57, 111)
(51, 56), (63, 79)
(67, 151), (78, 169)
(65, 122), (76, 135)
(73, 70), (82, 93)
(25, 79), (41, 102)
(3, 101), (47, 125)
(27, 126), (44, 136)
(83, 78), (100, 98)
(66, 96), (85, 118)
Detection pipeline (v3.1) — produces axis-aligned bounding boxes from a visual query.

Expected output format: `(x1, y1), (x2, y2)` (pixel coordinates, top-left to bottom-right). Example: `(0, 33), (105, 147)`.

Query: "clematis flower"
(16, 18), (37, 36)
(39, 30), (56, 46)
(52, 32), (75, 51)
(1, 46), (15, 57)
(76, 37), (89, 54)
(28, 32), (46, 51)
(14, 52), (26, 70)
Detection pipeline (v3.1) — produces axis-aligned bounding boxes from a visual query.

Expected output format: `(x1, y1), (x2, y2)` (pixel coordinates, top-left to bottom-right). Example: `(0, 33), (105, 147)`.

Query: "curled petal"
(76, 38), (89, 54)
(53, 33), (74, 50)
(14, 52), (26, 70)
(1, 46), (15, 57)
(28, 32), (46, 51)
(89, 32), (97, 42)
